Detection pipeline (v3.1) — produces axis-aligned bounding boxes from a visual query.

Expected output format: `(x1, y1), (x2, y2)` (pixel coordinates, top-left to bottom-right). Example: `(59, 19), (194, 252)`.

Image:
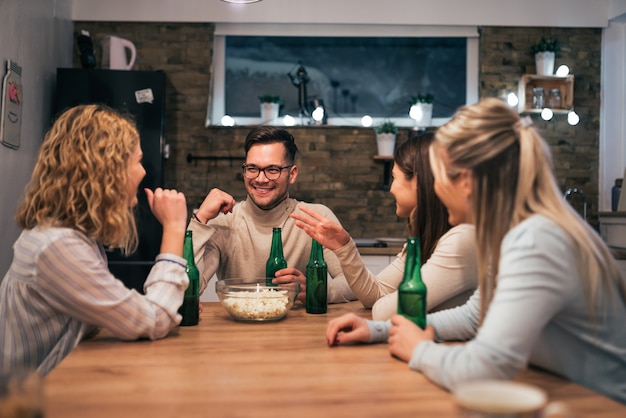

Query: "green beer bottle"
(397, 237), (427, 329)
(266, 227), (287, 286)
(179, 230), (200, 326)
(306, 239), (327, 314)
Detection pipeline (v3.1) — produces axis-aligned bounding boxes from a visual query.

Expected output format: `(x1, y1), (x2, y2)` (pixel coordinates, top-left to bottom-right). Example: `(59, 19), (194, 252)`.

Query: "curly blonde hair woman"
(326, 98), (626, 404)
(0, 104), (215, 376)
(17, 104), (140, 253)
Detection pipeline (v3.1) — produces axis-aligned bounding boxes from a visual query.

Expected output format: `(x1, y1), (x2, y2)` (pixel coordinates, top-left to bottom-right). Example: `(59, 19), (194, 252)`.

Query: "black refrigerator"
(55, 68), (167, 293)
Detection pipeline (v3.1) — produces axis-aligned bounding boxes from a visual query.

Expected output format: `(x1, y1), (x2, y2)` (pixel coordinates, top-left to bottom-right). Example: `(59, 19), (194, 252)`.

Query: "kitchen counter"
(44, 302), (626, 417)
(354, 237), (404, 256)
(358, 246), (402, 256)
(598, 212), (626, 259)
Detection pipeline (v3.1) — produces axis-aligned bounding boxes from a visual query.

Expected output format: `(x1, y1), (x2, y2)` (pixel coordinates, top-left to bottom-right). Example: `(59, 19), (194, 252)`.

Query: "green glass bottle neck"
(270, 228), (285, 257)
(183, 230), (196, 266)
(310, 240), (323, 259)
(308, 240), (326, 266)
(403, 237), (422, 281)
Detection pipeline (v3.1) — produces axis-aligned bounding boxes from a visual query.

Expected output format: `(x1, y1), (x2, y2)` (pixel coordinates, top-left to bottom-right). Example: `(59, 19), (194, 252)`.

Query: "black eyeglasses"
(242, 164), (293, 180)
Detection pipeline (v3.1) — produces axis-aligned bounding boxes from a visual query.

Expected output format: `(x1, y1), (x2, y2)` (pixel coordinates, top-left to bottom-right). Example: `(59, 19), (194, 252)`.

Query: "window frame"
(206, 23), (479, 128)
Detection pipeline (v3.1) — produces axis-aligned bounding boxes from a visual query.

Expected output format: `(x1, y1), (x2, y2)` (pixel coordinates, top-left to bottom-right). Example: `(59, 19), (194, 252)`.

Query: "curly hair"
(16, 104), (140, 254)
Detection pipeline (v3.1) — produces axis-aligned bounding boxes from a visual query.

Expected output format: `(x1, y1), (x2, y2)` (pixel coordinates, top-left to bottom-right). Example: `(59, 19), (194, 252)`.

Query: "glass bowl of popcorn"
(216, 278), (299, 322)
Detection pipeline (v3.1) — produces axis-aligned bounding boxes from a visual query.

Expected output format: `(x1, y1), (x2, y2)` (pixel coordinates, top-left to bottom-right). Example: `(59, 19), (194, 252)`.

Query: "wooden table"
(44, 302), (626, 418)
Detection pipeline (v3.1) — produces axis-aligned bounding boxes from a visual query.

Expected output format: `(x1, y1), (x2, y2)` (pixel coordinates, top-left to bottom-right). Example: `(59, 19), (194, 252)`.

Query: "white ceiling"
(70, 0), (626, 28)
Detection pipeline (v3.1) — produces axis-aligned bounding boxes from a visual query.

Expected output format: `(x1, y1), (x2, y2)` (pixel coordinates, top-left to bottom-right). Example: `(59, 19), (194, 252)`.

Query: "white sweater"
(188, 196), (356, 304)
(334, 224), (478, 320)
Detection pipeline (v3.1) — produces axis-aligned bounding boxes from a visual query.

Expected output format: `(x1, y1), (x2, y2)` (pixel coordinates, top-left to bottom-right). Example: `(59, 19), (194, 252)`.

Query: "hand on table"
(290, 205), (350, 251)
(272, 267), (306, 303)
(326, 313), (371, 346)
(388, 314), (435, 362)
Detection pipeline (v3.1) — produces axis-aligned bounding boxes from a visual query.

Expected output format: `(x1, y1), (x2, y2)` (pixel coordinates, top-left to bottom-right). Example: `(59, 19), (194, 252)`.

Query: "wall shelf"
(517, 74), (574, 113)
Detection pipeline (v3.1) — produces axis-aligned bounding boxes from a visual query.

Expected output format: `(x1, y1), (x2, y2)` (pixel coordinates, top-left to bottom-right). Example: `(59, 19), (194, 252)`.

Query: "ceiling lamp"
(221, 0), (262, 3)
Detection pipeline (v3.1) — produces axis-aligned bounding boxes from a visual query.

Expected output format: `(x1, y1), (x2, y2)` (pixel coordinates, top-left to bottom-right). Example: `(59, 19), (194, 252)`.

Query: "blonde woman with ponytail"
(326, 98), (626, 404)
(0, 104), (207, 376)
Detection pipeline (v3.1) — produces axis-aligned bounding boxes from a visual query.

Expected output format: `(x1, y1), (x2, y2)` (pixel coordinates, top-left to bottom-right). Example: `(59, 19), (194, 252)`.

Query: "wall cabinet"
(517, 74), (574, 114)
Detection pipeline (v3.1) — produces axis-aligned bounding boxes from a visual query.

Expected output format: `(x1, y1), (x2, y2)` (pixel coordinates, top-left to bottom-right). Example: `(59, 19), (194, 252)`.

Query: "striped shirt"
(0, 226), (188, 375)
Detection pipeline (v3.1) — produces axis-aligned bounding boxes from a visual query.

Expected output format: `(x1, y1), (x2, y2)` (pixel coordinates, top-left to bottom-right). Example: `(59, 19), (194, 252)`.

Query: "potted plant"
(530, 36), (560, 76)
(374, 120), (398, 156)
(409, 93), (434, 127)
(258, 94), (282, 124)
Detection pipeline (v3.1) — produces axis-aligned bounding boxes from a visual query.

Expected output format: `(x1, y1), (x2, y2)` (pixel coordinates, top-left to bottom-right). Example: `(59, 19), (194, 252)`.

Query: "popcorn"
(222, 289), (289, 320)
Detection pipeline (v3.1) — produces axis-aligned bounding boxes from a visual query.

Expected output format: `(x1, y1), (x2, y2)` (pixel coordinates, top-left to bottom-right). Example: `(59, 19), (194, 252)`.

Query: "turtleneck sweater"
(188, 197), (356, 304)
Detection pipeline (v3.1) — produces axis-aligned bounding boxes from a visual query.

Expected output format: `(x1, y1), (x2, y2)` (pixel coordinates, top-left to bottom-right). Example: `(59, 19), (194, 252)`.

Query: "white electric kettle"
(101, 36), (136, 70)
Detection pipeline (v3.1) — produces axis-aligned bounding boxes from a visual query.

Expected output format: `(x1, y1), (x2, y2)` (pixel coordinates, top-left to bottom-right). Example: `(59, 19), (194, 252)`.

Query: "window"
(207, 24), (478, 127)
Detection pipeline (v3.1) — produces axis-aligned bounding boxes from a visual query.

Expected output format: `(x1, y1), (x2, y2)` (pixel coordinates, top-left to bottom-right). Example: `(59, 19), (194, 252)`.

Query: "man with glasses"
(188, 126), (356, 304)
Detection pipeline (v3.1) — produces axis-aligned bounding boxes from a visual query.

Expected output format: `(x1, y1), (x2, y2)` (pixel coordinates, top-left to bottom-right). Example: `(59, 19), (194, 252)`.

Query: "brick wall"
(479, 27), (601, 225)
(73, 23), (601, 236)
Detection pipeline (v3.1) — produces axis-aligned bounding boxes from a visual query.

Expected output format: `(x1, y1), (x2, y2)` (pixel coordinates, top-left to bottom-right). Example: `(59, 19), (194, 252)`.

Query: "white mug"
(453, 380), (571, 418)
(101, 35), (137, 70)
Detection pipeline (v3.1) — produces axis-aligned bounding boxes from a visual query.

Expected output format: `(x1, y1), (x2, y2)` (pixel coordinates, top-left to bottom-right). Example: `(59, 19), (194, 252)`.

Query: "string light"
(506, 92), (519, 107)
(541, 108), (554, 121)
(283, 115), (296, 126)
(555, 65), (570, 77)
(567, 110), (580, 125)
(221, 115), (235, 126)
(361, 115), (373, 127)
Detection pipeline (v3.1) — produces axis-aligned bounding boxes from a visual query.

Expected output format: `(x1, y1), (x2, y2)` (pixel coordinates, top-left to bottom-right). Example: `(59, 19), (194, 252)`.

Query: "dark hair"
(394, 130), (451, 261)
(244, 126), (299, 164)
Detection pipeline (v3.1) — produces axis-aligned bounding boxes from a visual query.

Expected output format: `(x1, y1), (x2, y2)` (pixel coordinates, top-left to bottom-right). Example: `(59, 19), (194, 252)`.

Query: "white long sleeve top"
(368, 216), (626, 404)
(334, 224), (478, 320)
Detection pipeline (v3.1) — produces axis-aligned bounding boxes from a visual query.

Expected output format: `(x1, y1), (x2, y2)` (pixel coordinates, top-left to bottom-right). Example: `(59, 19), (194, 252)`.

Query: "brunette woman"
(292, 131), (477, 320)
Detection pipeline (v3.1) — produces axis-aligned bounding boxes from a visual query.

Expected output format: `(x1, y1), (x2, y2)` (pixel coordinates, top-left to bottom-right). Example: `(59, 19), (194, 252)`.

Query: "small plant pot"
(260, 102), (279, 124)
(376, 133), (396, 156)
(535, 52), (555, 76)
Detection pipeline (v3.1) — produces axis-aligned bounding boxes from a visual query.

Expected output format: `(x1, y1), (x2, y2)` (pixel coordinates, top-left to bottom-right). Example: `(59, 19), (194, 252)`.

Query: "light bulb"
(312, 106), (324, 122)
(283, 115), (296, 126)
(361, 115), (373, 127)
(555, 65), (570, 77)
(409, 104), (423, 120)
(568, 111), (580, 126)
(507, 92), (519, 107)
(221, 115), (235, 126)
(541, 108), (553, 121)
